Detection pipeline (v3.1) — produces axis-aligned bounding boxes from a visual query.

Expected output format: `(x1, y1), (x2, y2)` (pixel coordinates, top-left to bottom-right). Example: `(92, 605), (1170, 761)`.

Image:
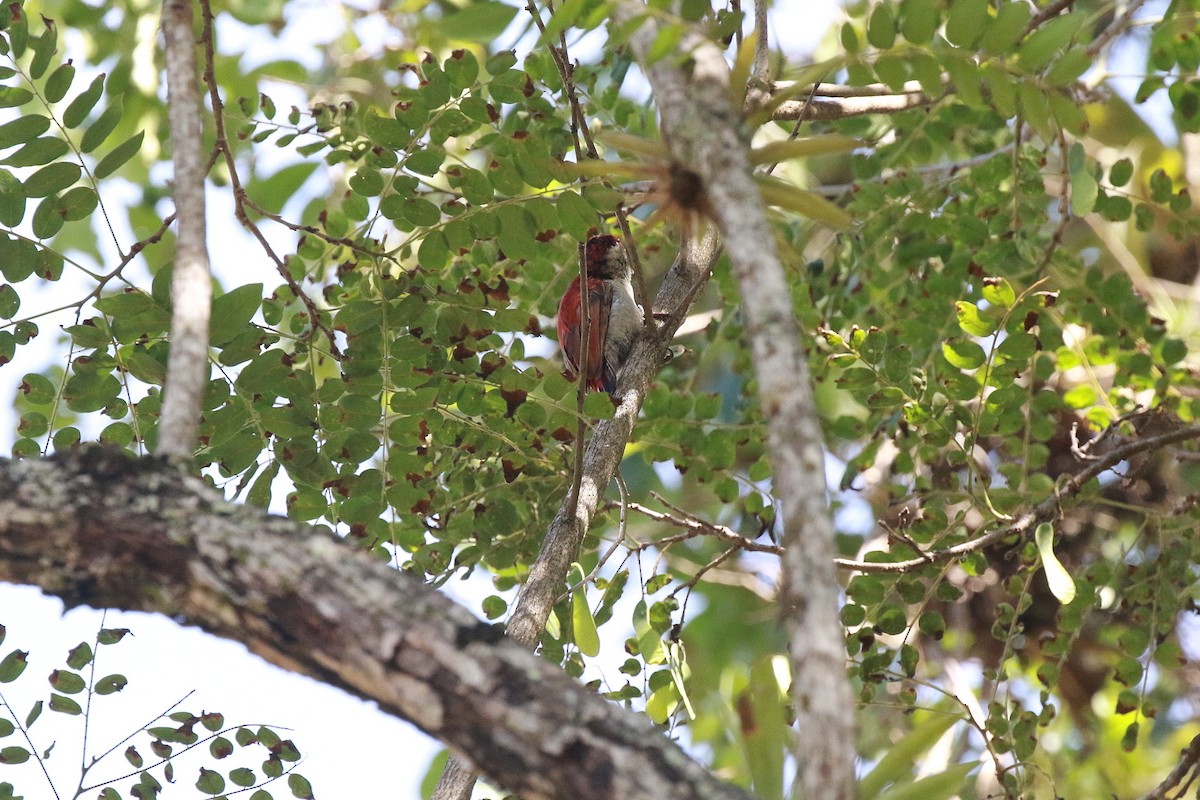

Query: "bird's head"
(584, 234), (628, 280)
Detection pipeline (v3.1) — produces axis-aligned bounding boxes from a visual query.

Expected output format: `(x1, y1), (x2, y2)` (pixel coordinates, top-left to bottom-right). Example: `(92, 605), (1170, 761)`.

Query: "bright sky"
(0, 1), (836, 798)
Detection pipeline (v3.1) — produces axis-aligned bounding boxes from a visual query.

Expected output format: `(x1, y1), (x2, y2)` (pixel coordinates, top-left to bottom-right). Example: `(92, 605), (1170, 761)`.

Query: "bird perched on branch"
(556, 234), (641, 394)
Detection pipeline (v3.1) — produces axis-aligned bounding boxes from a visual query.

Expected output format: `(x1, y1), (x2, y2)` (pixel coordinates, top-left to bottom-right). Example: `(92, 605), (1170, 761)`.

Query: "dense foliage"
(1, 0), (1200, 797)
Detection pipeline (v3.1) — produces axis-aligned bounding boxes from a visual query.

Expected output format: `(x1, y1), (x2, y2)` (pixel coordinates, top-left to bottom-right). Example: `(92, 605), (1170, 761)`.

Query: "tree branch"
(836, 423), (1200, 573)
(0, 446), (753, 800)
(766, 80), (937, 121)
(615, 5), (856, 797)
(156, 0), (211, 459)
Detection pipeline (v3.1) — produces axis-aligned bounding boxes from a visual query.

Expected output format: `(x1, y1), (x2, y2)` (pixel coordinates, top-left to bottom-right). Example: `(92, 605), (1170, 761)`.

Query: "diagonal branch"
(0, 446), (753, 800)
(156, 0), (211, 460)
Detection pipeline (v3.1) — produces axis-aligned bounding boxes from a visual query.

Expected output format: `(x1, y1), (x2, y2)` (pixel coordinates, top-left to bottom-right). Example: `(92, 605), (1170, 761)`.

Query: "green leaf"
(859, 713), (960, 797)
(63, 369), (121, 413)
(2, 137), (69, 167)
(876, 762), (979, 800)
(755, 175), (852, 227)
(80, 99), (123, 153)
(63, 74), (105, 128)
(28, 23), (57, 80)
(94, 129), (145, 179)
(287, 772), (314, 799)
(95, 676), (127, 695)
(945, 0), (988, 48)
(0, 87), (33, 108)
(943, 53), (982, 107)
(0, 285), (18, 319)
(1047, 48), (1091, 86)
(49, 693), (82, 715)
(24, 701), (40, 728)
(749, 135), (860, 165)
(123, 349), (166, 385)
(44, 62), (75, 103)
(954, 301), (996, 337)
(571, 585), (600, 657)
(60, 185), (98, 220)
(440, 2), (519, 42)
(1109, 158), (1134, 187)
(0, 650), (27, 682)
(1035, 523), (1076, 604)
(48, 669), (85, 694)
(1070, 169), (1098, 216)
(981, 277), (1016, 308)
(0, 169), (25, 226)
(867, 4), (896, 49)
(19, 373), (56, 405)
(644, 683), (678, 723)
(31, 195), (65, 239)
(984, 1), (1032, 54)
(741, 657), (787, 800)
(900, 0), (939, 45)
(196, 767), (225, 795)
(23, 162), (80, 198)
(0, 115), (50, 149)
(230, 767), (257, 787)
(0, 746), (29, 764)
(941, 339), (986, 370)
(495, 204), (537, 260)
(1018, 12), (1087, 74)
(211, 283), (263, 345)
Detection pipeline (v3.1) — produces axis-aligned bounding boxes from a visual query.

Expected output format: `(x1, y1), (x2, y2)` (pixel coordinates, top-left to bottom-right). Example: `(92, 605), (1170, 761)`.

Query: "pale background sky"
(0, 1), (838, 798)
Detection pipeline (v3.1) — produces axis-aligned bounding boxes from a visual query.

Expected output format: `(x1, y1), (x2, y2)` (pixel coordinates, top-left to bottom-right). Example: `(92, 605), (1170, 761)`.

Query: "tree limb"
(157, 0), (212, 459)
(615, 5), (856, 797)
(766, 80), (937, 121)
(0, 446), (753, 800)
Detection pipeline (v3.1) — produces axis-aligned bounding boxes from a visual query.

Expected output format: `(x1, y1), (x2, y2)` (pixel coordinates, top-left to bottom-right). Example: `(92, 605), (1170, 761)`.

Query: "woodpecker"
(556, 234), (641, 394)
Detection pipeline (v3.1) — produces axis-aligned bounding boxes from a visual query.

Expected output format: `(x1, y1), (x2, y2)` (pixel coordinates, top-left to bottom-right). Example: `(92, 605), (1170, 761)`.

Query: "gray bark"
(616, 5), (857, 797)
(0, 446), (753, 800)
(157, 0), (211, 459)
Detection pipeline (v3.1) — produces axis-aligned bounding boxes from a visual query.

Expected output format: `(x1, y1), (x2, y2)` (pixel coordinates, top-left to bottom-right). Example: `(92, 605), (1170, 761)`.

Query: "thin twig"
(769, 88), (935, 121)
(630, 497), (783, 554)
(1023, 0), (1075, 36)
(813, 145), (1015, 197)
(836, 423), (1200, 573)
(1088, 0), (1149, 56)
(751, 0), (769, 85)
(196, 0), (342, 360)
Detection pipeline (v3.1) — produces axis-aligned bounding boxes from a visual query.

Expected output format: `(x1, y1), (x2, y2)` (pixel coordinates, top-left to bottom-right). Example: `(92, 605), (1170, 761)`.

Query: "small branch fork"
(626, 497), (782, 556)
(196, 0), (342, 360)
(1140, 731), (1200, 800)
